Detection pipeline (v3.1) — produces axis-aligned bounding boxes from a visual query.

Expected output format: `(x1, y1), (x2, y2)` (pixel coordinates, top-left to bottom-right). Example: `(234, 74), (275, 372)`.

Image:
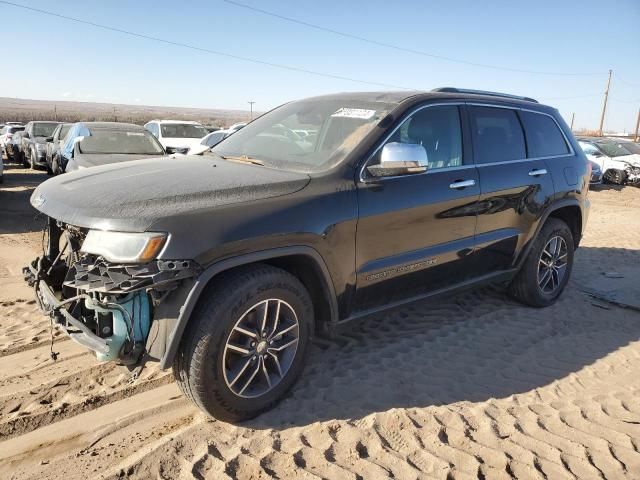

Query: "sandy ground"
(0, 162), (639, 479)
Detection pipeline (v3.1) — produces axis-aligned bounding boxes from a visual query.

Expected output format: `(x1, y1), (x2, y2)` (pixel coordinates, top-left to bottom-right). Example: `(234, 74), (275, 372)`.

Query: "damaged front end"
(624, 164), (640, 185)
(23, 218), (200, 366)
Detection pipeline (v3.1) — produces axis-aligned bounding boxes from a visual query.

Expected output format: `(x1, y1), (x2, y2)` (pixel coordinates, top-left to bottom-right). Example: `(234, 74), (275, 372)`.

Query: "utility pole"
(634, 107), (640, 142)
(570, 112), (575, 131)
(54, 104), (57, 121)
(248, 101), (256, 121)
(113, 107), (117, 122)
(598, 69), (612, 136)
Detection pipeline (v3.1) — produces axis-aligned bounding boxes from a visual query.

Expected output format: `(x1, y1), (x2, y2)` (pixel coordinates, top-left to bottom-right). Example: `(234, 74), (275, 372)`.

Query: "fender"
(158, 245), (339, 370)
(514, 198), (583, 269)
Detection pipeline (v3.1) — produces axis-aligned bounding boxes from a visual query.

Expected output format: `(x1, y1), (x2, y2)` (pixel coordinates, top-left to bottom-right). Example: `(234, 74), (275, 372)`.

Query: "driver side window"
(375, 105), (463, 170)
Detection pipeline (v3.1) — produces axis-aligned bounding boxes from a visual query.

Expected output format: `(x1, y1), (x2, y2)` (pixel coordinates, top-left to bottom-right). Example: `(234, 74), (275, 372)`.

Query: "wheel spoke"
(270, 300), (281, 338)
(228, 357), (254, 387)
(233, 325), (258, 339)
(540, 269), (552, 291)
(268, 351), (284, 378)
(549, 237), (559, 257)
(269, 337), (298, 352)
(238, 361), (261, 396)
(227, 343), (251, 356)
(260, 300), (269, 334)
(273, 322), (298, 339)
(260, 357), (272, 388)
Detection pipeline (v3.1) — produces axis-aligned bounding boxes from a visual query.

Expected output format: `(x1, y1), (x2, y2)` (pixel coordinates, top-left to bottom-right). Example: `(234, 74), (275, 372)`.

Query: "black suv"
(24, 89), (590, 421)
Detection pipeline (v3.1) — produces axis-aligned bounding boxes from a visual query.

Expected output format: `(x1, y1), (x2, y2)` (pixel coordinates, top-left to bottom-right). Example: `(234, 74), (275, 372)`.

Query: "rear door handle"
(528, 168), (548, 177)
(449, 179), (476, 189)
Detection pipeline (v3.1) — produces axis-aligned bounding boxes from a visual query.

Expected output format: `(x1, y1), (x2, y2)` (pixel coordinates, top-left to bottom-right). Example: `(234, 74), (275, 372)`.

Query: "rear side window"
(520, 111), (569, 157)
(469, 107), (526, 164)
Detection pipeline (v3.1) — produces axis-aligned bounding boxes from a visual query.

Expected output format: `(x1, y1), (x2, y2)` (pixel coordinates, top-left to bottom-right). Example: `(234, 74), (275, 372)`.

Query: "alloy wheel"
(223, 298), (299, 398)
(537, 236), (568, 294)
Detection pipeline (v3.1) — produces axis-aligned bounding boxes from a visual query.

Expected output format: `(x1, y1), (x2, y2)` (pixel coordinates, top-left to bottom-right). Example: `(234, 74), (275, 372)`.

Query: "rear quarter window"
(519, 111), (569, 157)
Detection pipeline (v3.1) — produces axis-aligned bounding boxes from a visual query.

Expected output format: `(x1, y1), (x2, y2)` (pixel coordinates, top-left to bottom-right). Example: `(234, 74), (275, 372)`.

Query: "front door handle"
(449, 179), (476, 189)
(528, 168), (548, 177)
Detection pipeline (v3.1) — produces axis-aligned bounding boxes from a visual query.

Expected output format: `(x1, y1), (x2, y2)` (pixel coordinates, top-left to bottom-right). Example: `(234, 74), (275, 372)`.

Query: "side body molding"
(158, 246), (339, 369)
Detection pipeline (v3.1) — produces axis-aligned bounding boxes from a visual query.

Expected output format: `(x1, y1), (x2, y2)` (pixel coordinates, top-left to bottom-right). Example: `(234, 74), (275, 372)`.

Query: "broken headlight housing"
(81, 230), (167, 264)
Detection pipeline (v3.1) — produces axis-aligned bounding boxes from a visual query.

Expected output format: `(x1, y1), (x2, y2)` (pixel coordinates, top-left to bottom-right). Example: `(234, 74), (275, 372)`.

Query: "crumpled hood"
(31, 155), (310, 232)
(619, 154), (640, 167)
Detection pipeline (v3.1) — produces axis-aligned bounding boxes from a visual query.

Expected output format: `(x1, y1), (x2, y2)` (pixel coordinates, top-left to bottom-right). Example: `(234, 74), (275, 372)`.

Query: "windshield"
(60, 124), (71, 139)
(160, 123), (208, 138)
(33, 122), (59, 137)
(79, 130), (165, 155)
(597, 142), (633, 157)
(212, 98), (396, 172)
(616, 142), (640, 155)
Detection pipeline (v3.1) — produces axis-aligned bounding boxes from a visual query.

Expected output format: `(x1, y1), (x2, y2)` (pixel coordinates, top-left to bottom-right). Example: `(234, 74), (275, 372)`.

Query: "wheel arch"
(158, 246), (339, 370)
(516, 199), (583, 269)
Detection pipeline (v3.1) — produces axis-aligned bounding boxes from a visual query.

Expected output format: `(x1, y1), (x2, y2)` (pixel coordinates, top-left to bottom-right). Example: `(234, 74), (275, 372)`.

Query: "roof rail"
(432, 87), (539, 103)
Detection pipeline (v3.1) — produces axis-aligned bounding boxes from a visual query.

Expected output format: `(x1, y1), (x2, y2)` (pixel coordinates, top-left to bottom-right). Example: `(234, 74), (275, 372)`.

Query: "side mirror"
(592, 151), (603, 157)
(22, 132), (30, 139)
(367, 142), (428, 178)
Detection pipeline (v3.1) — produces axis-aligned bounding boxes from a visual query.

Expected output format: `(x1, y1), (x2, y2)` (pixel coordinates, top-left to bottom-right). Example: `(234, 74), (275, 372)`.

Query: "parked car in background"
(61, 122), (166, 173)
(609, 138), (640, 156)
(203, 125), (221, 133)
(577, 137), (640, 185)
(187, 129), (231, 155)
(227, 122), (247, 134)
(144, 120), (207, 154)
(45, 123), (72, 175)
(22, 121), (60, 170)
(5, 130), (25, 163)
(25, 89), (590, 421)
(0, 124), (25, 155)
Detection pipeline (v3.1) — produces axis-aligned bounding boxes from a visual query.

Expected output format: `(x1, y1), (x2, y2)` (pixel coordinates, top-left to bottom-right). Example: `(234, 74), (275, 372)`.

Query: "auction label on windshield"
(331, 108), (376, 119)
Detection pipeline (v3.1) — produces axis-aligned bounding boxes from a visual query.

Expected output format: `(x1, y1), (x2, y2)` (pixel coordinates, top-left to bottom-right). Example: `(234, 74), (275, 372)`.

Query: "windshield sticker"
(126, 132), (145, 136)
(331, 108), (376, 120)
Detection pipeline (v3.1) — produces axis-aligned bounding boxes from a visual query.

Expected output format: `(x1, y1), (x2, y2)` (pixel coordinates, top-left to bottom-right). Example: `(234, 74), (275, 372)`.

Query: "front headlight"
(81, 230), (167, 263)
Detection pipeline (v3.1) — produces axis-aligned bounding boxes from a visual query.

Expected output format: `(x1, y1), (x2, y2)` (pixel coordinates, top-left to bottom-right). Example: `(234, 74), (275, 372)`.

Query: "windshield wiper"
(221, 155), (265, 166)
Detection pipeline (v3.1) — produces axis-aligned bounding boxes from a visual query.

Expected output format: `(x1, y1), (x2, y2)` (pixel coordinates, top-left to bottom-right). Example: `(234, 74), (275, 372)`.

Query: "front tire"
(173, 264), (313, 422)
(604, 169), (626, 185)
(509, 218), (574, 307)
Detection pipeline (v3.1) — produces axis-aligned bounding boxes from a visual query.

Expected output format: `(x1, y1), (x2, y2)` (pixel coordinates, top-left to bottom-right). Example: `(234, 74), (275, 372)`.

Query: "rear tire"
(173, 264), (313, 422)
(509, 218), (574, 307)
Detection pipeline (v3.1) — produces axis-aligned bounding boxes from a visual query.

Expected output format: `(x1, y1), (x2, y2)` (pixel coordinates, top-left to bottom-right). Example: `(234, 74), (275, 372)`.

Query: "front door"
(354, 104), (480, 313)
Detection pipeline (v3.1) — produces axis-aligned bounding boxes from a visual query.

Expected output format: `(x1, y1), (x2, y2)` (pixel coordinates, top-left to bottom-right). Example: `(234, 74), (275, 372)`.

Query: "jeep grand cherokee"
(24, 88), (590, 421)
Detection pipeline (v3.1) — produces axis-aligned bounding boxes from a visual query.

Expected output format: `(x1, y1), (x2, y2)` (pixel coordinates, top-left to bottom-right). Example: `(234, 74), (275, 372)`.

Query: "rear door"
(354, 104), (481, 312)
(468, 105), (555, 273)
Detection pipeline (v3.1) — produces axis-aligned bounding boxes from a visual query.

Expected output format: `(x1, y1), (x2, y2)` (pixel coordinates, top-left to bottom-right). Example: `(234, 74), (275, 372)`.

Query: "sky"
(0, 0), (638, 132)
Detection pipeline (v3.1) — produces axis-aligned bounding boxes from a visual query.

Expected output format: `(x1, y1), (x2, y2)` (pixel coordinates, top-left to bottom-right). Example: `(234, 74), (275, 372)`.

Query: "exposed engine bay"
(23, 218), (199, 365)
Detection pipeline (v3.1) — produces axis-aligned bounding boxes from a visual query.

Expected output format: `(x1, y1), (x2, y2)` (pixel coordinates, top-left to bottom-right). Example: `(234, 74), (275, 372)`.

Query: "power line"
(613, 73), (640, 88)
(0, 0), (413, 90)
(223, 0), (606, 77)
